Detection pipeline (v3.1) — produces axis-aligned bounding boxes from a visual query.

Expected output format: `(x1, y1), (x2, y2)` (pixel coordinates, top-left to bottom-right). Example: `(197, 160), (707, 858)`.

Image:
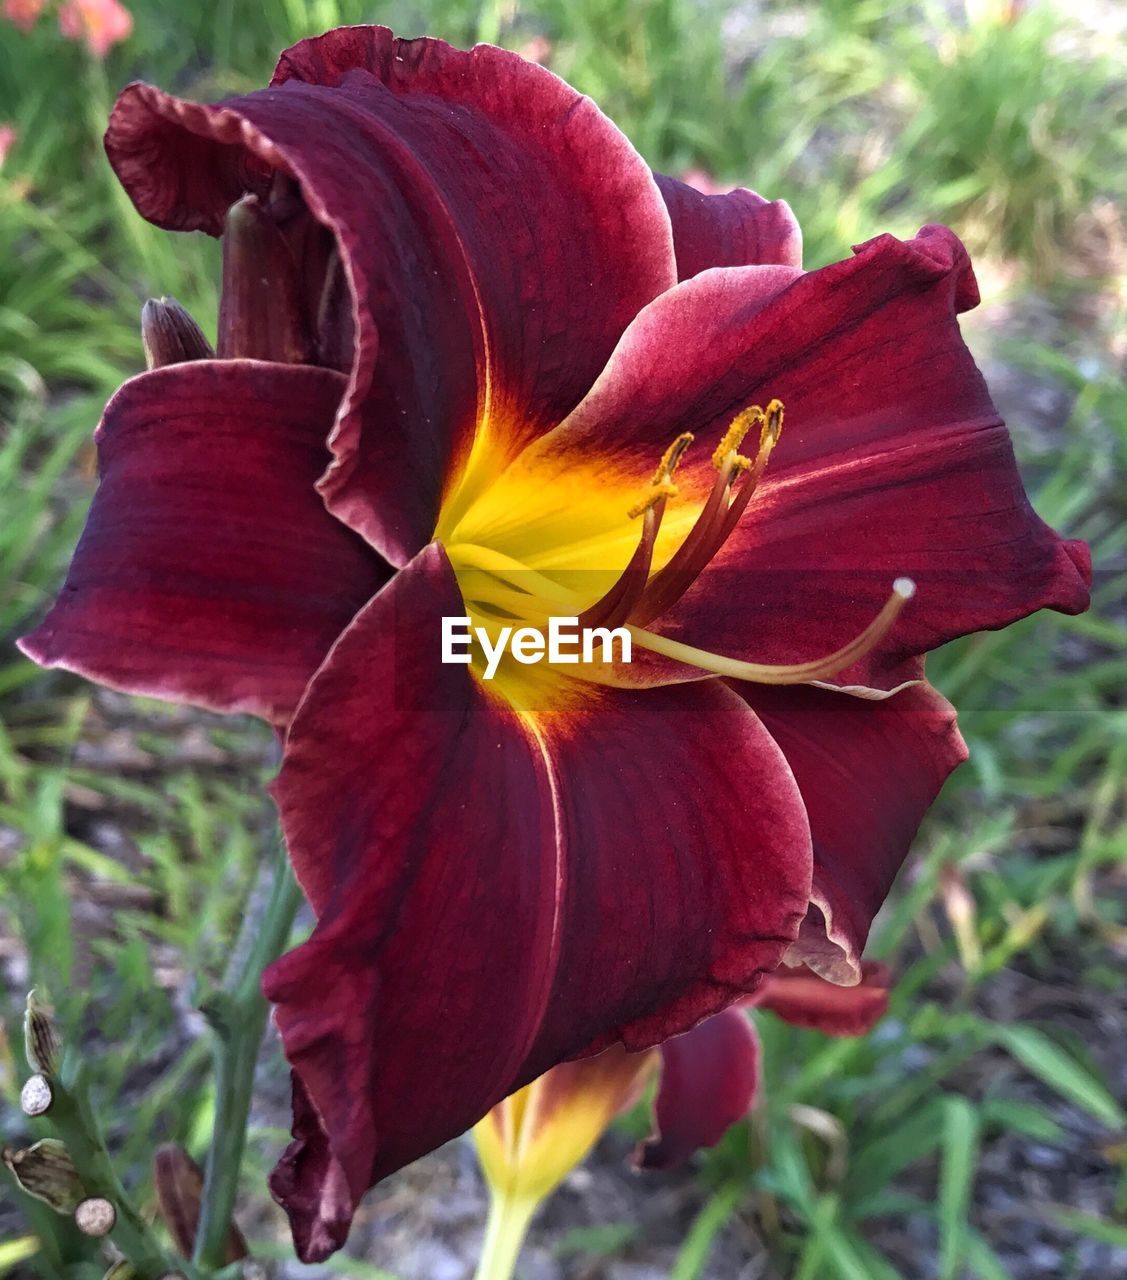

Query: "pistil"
(627, 579), (916, 684)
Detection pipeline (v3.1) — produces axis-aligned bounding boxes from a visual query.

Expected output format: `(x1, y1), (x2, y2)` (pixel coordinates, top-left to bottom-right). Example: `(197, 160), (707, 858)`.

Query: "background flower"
(57, 0), (131, 59)
(1, 0), (45, 32)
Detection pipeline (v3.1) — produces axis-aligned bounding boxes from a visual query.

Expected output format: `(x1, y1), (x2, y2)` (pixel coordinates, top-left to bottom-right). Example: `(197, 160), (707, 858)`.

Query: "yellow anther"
(650, 432), (694, 485)
(713, 399), (785, 473)
(627, 479), (679, 519)
(629, 432), (693, 519)
(763, 398), (784, 444)
(711, 406), (763, 471)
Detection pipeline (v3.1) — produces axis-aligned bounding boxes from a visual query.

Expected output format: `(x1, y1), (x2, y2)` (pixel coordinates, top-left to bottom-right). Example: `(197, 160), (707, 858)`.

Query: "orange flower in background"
(58, 0), (132, 59)
(2, 0), (45, 32)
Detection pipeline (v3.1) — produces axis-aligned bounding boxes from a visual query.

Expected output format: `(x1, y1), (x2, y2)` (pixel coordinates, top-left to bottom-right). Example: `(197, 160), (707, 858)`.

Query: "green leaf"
(0, 1238), (39, 1275)
(552, 1222), (638, 1257)
(671, 1183), (745, 1280)
(247, 1240), (401, 1280)
(939, 1095), (980, 1280)
(965, 1227), (1013, 1280)
(993, 1026), (1126, 1129)
(1049, 1209), (1127, 1248)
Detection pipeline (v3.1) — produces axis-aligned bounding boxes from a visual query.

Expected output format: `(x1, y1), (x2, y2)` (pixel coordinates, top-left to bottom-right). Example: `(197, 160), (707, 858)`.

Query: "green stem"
(48, 1066), (190, 1279)
(473, 1191), (537, 1280)
(192, 837), (304, 1270)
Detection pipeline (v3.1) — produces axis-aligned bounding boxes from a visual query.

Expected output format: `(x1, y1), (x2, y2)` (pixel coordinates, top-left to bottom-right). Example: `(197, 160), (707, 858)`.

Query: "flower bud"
(103, 1263), (137, 1280)
(153, 1143), (247, 1262)
(3, 1139), (85, 1212)
(141, 297), (214, 370)
(24, 989), (60, 1076)
(474, 1047), (656, 1208)
(217, 194), (314, 364)
(940, 863), (981, 974)
(472, 1047), (656, 1274)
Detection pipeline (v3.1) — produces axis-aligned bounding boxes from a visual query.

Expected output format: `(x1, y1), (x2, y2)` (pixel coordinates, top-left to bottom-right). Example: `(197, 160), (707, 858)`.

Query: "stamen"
(443, 543), (586, 609)
(580, 502), (663, 631)
(568, 431), (692, 625)
(627, 479), (678, 519)
(629, 578), (916, 685)
(631, 401), (785, 626)
(711, 405), (760, 471)
(627, 432), (693, 518)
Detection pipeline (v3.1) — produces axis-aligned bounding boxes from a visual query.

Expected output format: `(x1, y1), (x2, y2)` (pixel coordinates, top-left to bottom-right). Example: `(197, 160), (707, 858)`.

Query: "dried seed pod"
(74, 1196), (116, 1237)
(19, 1073), (53, 1117)
(24, 989), (61, 1076)
(3, 1139), (85, 1212)
(153, 1143), (247, 1262)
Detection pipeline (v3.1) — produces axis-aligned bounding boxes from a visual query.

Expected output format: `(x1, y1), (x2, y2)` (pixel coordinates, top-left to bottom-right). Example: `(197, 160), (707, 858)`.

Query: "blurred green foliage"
(1, 1), (1125, 1277)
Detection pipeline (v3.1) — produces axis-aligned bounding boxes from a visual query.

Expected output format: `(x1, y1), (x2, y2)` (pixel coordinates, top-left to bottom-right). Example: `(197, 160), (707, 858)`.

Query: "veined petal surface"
(19, 361), (386, 725)
(736, 680), (967, 983)
(655, 173), (802, 277)
(539, 225), (1089, 689)
(105, 26), (677, 565)
(637, 1005), (761, 1170)
(753, 959), (892, 1033)
(262, 544), (810, 1258)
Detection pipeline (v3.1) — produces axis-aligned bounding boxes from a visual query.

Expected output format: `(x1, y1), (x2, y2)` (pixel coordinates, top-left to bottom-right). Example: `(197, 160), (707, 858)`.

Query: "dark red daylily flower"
(19, 25), (1089, 1262)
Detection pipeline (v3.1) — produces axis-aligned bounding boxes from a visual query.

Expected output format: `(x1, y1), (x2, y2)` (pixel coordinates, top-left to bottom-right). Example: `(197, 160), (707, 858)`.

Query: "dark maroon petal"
(19, 361), (386, 725)
(545, 225), (1089, 687)
(262, 543), (810, 1259)
(636, 1006), (761, 1170)
(655, 173), (802, 277)
(104, 27), (677, 566)
(735, 680), (967, 983)
(753, 960), (892, 1034)
(268, 1073), (353, 1263)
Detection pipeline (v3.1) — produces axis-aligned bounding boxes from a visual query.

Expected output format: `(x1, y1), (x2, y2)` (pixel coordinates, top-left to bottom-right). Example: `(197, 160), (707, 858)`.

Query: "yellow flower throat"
(436, 400), (913, 709)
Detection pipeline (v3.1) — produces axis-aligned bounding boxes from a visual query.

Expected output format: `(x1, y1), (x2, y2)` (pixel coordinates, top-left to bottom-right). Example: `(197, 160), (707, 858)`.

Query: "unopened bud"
(3, 1139), (85, 1212)
(141, 297), (214, 370)
(24, 989), (60, 1076)
(103, 1263), (137, 1280)
(20, 1073), (53, 1116)
(217, 195), (314, 364)
(153, 1143), (247, 1262)
(75, 1196), (116, 1237)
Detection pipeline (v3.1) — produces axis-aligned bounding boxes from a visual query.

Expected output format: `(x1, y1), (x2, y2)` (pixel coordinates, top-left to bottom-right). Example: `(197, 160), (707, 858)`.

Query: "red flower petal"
(19, 361), (386, 725)
(104, 27), (676, 567)
(655, 173), (802, 277)
(735, 680), (967, 983)
(547, 225), (1089, 687)
(262, 543), (810, 1259)
(753, 960), (893, 1034)
(636, 1006), (761, 1170)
